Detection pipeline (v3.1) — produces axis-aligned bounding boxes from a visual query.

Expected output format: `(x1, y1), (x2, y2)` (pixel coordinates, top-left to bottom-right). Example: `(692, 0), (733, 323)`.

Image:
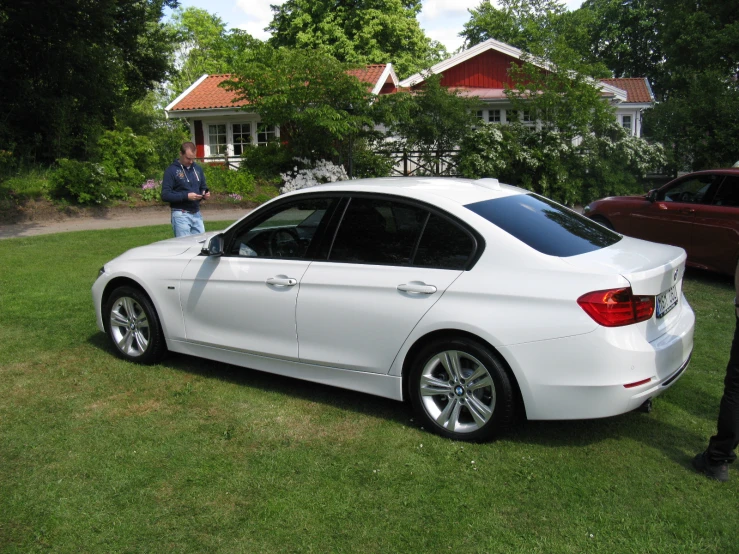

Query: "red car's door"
(689, 176), (739, 275)
(627, 174), (722, 260)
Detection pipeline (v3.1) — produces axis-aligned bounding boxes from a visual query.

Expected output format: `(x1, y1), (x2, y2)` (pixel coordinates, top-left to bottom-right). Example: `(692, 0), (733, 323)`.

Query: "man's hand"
(202, 191), (211, 200)
(187, 192), (203, 200)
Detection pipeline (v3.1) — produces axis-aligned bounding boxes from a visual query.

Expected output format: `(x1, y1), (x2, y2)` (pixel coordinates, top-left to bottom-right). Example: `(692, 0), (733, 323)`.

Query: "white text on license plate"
(656, 284), (678, 318)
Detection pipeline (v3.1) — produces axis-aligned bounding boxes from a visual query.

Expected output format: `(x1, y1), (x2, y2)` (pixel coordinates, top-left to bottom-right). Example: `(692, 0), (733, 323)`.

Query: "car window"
(329, 198), (427, 265)
(415, 214), (476, 269)
(229, 198), (334, 258)
(658, 174), (720, 203)
(465, 193), (621, 257)
(712, 176), (739, 207)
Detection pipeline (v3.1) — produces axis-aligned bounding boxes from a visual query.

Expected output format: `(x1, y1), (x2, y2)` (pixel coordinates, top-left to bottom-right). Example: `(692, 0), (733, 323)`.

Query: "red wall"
(416, 50), (524, 89)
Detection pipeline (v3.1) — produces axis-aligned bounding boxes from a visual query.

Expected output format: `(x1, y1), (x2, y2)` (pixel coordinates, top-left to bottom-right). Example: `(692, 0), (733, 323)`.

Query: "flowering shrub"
(457, 122), (667, 205)
(141, 179), (161, 202)
(280, 159), (348, 194)
(227, 193), (243, 203)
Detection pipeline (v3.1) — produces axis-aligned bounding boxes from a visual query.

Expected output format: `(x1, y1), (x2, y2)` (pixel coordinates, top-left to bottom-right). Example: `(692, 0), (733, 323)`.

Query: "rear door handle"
(266, 276), (297, 287)
(397, 282), (437, 295)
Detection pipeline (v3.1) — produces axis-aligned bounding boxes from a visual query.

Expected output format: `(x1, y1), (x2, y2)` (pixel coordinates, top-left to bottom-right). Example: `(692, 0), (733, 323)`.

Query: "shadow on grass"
(87, 330), (711, 471)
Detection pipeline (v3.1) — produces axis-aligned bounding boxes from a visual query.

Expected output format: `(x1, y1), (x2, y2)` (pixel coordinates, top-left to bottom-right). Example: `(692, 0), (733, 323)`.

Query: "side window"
(712, 176), (739, 207)
(229, 198), (333, 259)
(329, 198), (427, 265)
(659, 175), (717, 203)
(415, 214), (475, 270)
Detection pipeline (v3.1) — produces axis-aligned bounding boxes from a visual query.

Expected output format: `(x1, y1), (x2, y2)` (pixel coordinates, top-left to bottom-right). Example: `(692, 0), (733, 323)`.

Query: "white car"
(92, 177), (695, 441)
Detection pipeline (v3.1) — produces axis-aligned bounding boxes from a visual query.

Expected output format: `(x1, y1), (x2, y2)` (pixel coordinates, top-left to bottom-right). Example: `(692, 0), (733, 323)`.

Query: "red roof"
(600, 78), (654, 103)
(346, 64), (389, 87)
(168, 65), (395, 112)
(168, 75), (249, 111)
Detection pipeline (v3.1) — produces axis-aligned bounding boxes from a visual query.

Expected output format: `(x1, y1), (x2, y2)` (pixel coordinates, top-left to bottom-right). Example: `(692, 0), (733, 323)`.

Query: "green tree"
(577, 0), (664, 87)
(372, 74), (478, 171)
(224, 45), (376, 162)
(266, 0), (446, 78)
(461, 0), (567, 51)
(575, 0), (739, 169)
(168, 7), (261, 97)
(0, 0), (179, 163)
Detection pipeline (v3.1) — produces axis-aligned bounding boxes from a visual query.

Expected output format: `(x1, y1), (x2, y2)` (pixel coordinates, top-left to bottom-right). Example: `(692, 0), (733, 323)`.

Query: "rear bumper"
(500, 297), (695, 420)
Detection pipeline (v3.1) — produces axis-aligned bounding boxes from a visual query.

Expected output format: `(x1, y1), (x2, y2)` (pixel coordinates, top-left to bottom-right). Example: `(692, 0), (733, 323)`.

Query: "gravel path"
(0, 206), (252, 240)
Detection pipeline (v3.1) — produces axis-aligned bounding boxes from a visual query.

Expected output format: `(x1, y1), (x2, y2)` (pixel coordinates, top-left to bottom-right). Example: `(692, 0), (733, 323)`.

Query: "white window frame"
(202, 120), (281, 158)
(621, 115), (633, 135)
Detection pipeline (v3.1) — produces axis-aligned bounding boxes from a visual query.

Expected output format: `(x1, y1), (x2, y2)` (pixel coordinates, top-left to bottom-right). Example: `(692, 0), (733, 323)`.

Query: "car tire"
(104, 286), (167, 364)
(409, 337), (515, 441)
(591, 215), (614, 230)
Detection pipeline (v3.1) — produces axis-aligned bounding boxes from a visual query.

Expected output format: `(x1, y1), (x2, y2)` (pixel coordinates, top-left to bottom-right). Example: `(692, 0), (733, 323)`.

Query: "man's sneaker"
(692, 451), (729, 482)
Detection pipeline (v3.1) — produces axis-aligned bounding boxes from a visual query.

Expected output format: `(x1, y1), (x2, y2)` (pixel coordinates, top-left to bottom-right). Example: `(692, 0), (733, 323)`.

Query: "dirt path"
(0, 206), (252, 240)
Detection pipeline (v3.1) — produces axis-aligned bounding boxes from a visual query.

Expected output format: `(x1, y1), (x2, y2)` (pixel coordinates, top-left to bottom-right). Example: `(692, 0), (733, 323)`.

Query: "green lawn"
(1, 224), (737, 553)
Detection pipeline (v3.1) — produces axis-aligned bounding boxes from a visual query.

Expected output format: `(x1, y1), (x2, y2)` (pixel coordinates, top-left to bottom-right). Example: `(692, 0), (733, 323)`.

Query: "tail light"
(577, 287), (655, 327)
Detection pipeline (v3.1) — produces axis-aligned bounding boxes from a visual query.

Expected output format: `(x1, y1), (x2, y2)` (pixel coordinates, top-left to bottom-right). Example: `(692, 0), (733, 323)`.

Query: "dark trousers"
(706, 316), (739, 464)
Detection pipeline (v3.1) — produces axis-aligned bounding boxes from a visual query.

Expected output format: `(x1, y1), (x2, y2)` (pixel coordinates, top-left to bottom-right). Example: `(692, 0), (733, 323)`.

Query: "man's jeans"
(171, 210), (204, 237)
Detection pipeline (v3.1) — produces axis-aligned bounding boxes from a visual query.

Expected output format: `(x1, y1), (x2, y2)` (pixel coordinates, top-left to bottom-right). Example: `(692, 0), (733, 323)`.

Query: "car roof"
(676, 168), (739, 178)
(287, 177), (527, 206)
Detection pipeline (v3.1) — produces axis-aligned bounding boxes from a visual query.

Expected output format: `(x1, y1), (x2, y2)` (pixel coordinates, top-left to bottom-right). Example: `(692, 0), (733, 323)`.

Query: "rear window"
(465, 193), (621, 257)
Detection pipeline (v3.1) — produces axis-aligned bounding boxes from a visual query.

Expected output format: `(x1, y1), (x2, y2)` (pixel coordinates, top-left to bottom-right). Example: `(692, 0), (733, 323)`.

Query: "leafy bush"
(50, 159), (128, 204)
(239, 143), (294, 181)
(201, 164), (256, 197)
(350, 139), (394, 178)
(96, 127), (156, 189)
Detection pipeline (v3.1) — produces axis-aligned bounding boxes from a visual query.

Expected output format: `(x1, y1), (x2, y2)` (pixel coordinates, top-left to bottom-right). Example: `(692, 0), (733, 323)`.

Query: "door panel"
(296, 263), (462, 373)
(180, 256), (311, 359)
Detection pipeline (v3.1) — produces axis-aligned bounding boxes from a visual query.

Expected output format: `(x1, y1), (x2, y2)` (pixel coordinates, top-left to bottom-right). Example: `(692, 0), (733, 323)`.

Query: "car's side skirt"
(167, 339), (404, 401)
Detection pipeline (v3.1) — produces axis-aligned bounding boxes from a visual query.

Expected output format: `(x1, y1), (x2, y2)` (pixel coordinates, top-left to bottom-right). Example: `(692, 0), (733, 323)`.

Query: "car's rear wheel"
(409, 337), (515, 441)
(105, 286), (166, 364)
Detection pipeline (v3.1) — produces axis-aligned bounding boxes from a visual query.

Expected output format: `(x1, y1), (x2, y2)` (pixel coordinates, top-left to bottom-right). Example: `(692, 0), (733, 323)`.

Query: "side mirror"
(646, 189), (657, 202)
(201, 233), (225, 256)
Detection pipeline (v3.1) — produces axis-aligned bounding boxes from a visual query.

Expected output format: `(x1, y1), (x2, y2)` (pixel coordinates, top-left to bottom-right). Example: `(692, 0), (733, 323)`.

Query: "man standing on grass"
(161, 142), (210, 237)
(693, 261), (739, 482)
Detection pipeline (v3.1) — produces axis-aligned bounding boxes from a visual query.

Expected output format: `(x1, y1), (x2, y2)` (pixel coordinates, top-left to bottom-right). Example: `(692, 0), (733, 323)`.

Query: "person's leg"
(171, 210), (190, 237)
(706, 317), (739, 465)
(190, 211), (205, 235)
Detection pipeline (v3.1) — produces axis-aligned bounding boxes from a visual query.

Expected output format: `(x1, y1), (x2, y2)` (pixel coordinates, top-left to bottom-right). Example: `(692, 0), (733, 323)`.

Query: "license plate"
(656, 284), (678, 319)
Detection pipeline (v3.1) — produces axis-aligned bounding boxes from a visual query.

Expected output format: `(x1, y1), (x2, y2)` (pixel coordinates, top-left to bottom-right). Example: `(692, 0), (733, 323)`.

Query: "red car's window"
(712, 176), (739, 207)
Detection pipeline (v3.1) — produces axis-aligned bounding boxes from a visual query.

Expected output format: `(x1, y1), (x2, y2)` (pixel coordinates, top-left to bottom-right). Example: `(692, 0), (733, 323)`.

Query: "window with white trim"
(257, 124), (277, 146)
(476, 110), (485, 121)
(208, 124), (228, 155)
(233, 123), (251, 155)
(488, 109), (501, 123)
(522, 110), (535, 126)
(621, 115), (633, 134)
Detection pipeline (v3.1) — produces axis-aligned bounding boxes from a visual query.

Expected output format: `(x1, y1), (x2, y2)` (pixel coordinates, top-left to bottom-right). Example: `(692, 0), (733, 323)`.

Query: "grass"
(0, 224), (737, 553)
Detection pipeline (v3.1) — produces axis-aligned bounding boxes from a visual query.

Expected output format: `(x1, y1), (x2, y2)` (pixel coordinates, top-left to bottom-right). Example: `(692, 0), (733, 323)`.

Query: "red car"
(584, 169), (739, 276)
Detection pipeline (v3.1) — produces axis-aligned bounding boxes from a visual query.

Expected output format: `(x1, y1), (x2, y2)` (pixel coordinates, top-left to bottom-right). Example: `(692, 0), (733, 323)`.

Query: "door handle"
(679, 208), (695, 214)
(397, 282), (437, 294)
(266, 276), (297, 287)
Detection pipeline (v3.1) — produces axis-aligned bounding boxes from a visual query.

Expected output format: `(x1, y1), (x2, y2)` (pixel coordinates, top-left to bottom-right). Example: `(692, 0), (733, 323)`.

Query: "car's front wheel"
(409, 337), (515, 441)
(105, 286), (166, 364)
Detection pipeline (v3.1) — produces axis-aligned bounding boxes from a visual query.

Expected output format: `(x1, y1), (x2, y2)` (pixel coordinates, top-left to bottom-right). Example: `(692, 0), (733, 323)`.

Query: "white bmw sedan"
(93, 177), (695, 441)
